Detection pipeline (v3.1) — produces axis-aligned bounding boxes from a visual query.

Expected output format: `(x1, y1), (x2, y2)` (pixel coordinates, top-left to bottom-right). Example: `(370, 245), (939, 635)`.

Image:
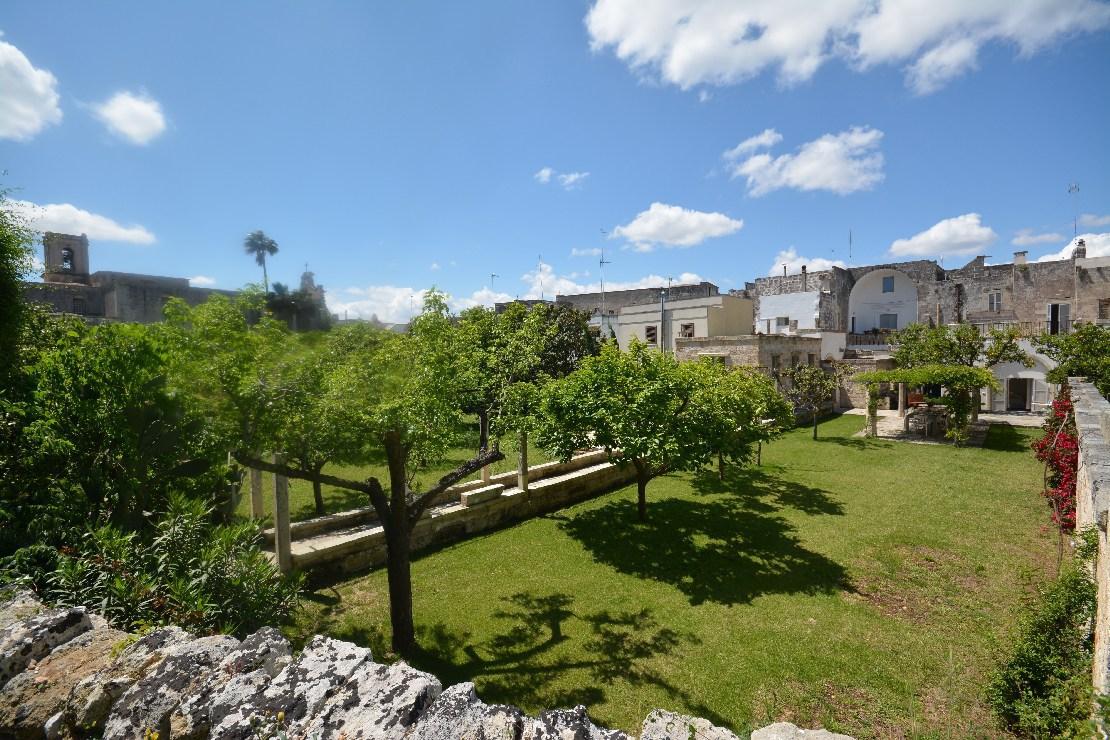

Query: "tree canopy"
(1034, 323), (1110, 396)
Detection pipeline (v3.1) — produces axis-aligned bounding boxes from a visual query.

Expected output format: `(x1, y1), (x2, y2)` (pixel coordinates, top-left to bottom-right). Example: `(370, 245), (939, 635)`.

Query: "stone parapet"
(0, 589), (856, 739)
(1071, 380), (1110, 694)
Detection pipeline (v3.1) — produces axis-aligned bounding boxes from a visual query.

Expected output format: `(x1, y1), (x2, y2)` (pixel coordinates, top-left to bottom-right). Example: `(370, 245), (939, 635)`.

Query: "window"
(790, 353), (800, 367)
(679, 323), (695, 338)
(770, 354), (780, 373)
(882, 276), (894, 293)
(60, 248), (74, 272)
(644, 325), (658, 344)
(71, 297), (86, 315)
(1099, 298), (1110, 320)
(808, 353), (816, 366)
(988, 291), (1002, 313)
(879, 313), (898, 330)
(775, 316), (789, 327)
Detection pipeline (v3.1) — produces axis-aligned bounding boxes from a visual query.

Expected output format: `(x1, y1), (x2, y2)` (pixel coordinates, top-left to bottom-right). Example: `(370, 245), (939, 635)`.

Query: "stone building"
(556, 281), (722, 337)
(737, 241), (1110, 412)
(22, 233), (240, 323)
(617, 293), (753, 352)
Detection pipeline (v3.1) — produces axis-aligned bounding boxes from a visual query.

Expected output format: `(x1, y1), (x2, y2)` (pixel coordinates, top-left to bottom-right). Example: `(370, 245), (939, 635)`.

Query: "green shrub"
(43, 494), (301, 637)
(986, 529), (1098, 738)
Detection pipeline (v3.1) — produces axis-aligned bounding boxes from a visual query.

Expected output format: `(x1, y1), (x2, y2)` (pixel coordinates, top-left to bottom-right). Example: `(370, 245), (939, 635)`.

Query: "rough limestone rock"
(522, 705), (631, 740)
(0, 625), (127, 739)
(0, 606), (91, 689)
(211, 634), (374, 738)
(301, 659), (442, 739)
(102, 634), (239, 740)
(640, 709), (740, 740)
(65, 625), (194, 734)
(750, 722), (855, 740)
(404, 682), (525, 740)
(0, 589), (46, 629)
(170, 627), (292, 740)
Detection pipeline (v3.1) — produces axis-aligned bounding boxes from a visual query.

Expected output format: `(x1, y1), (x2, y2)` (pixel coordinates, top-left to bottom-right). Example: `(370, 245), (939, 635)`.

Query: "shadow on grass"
(982, 423), (1035, 453)
(405, 590), (728, 727)
(559, 471), (849, 607)
(291, 485), (370, 521)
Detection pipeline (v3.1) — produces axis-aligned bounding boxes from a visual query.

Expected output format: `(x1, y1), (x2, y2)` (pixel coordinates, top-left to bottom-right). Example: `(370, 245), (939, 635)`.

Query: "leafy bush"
(38, 494), (301, 636)
(1032, 390), (1079, 531)
(986, 529), (1097, 738)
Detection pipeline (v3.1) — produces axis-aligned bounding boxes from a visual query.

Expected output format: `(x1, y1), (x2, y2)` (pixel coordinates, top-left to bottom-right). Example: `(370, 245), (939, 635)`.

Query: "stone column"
(518, 430), (529, 493)
(249, 467), (264, 519)
(898, 382), (907, 418)
(273, 454), (292, 573)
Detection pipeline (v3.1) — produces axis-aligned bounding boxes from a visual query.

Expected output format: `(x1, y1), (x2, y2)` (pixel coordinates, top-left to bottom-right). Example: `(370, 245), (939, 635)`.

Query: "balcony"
(968, 320), (1073, 337)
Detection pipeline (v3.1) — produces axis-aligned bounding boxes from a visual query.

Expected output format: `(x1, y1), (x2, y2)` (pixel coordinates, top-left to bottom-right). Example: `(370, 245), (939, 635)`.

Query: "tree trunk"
(636, 475), (648, 522)
(312, 470), (324, 516)
(972, 387), (981, 422)
(478, 409), (491, 482)
(383, 434), (417, 654)
(384, 520), (415, 654)
(262, 256), (269, 294)
(717, 452), (725, 481)
(812, 408), (819, 440)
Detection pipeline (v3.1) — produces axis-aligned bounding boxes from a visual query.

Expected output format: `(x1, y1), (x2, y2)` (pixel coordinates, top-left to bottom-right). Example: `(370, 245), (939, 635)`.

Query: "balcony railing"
(847, 331), (895, 347)
(968, 320), (1073, 337)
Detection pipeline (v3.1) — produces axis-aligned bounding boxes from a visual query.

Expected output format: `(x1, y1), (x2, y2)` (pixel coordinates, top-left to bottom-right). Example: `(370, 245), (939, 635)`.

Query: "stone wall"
(1071, 380), (1110, 694)
(556, 281), (719, 315)
(0, 590), (855, 739)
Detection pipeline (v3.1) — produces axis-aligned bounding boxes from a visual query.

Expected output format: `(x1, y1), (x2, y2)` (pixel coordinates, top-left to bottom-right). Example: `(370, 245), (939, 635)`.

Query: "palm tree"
(243, 230), (279, 292)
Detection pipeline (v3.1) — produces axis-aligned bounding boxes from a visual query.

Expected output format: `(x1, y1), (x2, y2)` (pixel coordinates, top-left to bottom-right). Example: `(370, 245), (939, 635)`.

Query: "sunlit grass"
(289, 415), (1052, 738)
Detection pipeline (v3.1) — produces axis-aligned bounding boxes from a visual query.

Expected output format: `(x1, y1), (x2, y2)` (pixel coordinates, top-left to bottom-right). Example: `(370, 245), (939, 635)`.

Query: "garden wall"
(0, 590), (855, 739)
(1071, 379), (1110, 693)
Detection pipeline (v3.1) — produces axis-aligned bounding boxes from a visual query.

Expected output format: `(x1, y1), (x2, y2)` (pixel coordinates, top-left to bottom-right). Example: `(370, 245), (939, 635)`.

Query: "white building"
(616, 293), (753, 353)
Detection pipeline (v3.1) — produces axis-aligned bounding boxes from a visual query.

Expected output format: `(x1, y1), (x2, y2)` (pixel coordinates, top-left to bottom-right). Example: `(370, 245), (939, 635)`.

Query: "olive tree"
(780, 363), (850, 439)
(703, 363), (794, 475)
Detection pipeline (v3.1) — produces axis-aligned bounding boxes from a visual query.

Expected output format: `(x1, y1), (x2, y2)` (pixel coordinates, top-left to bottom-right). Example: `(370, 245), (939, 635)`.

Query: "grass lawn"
(288, 414), (1054, 738)
(237, 432), (552, 522)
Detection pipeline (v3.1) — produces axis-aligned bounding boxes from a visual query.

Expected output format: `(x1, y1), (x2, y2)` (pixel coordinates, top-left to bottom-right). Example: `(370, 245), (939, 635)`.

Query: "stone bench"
(460, 483), (505, 507)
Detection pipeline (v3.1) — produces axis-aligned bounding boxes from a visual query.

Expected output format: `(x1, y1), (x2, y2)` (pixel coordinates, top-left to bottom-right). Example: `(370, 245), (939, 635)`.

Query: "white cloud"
(1035, 233), (1110, 262)
(585, 0), (1110, 94)
(611, 202), (743, 251)
(430, 262), (441, 271)
(328, 263), (708, 322)
(888, 213), (996, 258)
(0, 34), (62, 141)
(571, 247), (603, 257)
(723, 128), (782, 159)
(189, 275), (216, 287)
(536, 167), (591, 190)
(557, 171), (590, 189)
(1012, 228), (1065, 246)
(1080, 213), (1110, 228)
(698, 90), (712, 103)
(727, 126), (884, 196)
(92, 91), (166, 145)
(11, 199), (156, 244)
(768, 248), (846, 276)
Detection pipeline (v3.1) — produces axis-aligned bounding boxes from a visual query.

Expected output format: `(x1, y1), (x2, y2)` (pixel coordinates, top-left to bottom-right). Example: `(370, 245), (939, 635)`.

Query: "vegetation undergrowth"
(986, 527), (1097, 739)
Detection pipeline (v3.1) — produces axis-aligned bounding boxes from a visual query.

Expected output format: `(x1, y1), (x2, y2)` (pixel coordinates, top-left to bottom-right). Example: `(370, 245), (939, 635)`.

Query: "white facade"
(848, 268), (918, 333)
(616, 294), (753, 352)
(757, 291), (820, 334)
(984, 340), (1057, 413)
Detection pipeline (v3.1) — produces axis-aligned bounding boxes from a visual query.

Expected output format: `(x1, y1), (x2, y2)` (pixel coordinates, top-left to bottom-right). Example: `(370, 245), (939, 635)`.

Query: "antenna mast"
(1068, 183), (1080, 237)
(599, 238), (612, 337)
(537, 254), (544, 300)
(849, 228), (853, 266)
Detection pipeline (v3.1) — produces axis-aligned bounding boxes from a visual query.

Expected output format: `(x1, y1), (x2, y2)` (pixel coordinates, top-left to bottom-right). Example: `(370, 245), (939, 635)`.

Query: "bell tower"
(43, 232), (91, 284)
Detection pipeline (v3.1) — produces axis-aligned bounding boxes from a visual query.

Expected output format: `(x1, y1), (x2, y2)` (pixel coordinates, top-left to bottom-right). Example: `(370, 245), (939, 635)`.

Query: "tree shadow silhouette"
(406, 590), (728, 727)
(559, 470), (849, 607)
(982, 423), (1034, 453)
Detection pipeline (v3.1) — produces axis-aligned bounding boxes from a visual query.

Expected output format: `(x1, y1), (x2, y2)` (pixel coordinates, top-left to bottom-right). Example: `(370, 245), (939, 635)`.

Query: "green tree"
(243, 230), (279, 293)
(891, 322), (1031, 418)
(234, 292), (503, 653)
(701, 363), (793, 476)
(1034, 323), (1110, 396)
(0, 189), (33, 381)
(780, 363), (848, 439)
(538, 343), (731, 521)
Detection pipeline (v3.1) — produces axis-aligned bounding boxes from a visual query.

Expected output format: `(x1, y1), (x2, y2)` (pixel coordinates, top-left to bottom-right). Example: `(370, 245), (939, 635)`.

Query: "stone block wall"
(0, 590), (856, 739)
(1071, 380), (1110, 693)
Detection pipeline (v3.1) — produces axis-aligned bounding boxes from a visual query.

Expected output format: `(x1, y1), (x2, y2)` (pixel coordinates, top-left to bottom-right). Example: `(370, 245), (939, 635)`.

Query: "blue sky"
(3, 1), (1109, 321)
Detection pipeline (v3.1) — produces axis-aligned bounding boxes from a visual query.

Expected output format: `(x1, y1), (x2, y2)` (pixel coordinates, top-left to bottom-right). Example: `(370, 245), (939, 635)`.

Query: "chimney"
(782, 264), (787, 278)
(801, 265), (807, 291)
(1013, 251), (1027, 265)
(1073, 238), (1087, 259)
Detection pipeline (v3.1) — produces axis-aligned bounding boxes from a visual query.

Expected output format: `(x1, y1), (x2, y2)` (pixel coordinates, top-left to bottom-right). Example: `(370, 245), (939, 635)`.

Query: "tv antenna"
(848, 228), (853, 266)
(1068, 183), (1080, 237)
(489, 273), (499, 294)
(537, 254), (544, 300)
(599, 231), (612, 337)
